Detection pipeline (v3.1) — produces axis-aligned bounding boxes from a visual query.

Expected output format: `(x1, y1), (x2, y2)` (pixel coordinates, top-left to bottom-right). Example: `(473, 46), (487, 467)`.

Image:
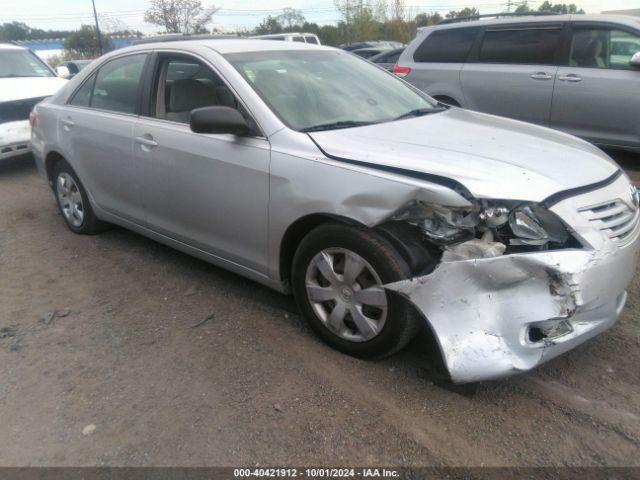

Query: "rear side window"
(91, 54), (147, 114)
(413, 27), (479, 63)
(69, 72), (96, 107)
(293, 36), (305, 43)
(479, 27), (562, 65)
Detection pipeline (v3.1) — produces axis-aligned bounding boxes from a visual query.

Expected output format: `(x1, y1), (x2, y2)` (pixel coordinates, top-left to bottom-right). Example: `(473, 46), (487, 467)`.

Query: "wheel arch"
(432, 95), (461, 107)
(278, 213), (366, 289)
(44, 150), (67, 188)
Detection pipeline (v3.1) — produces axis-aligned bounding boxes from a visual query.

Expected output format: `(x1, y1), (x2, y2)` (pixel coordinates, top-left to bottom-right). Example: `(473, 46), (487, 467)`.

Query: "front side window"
(0, 49), (54, 78)
(414, 27), (480, 63)
(151, 56), (239, 124)
(225, 50), (438, 132)
(91, 54), (147, 114)
(479, 27), (561, 65)
(305, 36), (319, 44)
(570, 27), (640, 70)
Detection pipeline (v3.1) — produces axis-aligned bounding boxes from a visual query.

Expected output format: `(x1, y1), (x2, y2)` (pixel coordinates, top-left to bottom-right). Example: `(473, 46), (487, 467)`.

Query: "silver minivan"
(396, 14), (640, 152)
(31, 39), (639, 384)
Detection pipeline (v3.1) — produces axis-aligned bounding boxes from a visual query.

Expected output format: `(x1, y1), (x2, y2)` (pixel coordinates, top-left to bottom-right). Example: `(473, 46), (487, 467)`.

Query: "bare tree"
(277, 8), (305, 31)
(98, 14), (128, 34)
(144, 0), (219, 34)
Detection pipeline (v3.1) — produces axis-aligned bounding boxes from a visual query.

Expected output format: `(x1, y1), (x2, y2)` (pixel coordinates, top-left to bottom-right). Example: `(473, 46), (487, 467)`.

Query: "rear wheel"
(53, 160), (109, 234)
(433, 96), (460, 107)
(292, 223), (421, 359)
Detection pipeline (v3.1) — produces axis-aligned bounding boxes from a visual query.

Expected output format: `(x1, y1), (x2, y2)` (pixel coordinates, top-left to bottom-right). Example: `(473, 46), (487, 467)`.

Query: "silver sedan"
(31, 39), (640, 384)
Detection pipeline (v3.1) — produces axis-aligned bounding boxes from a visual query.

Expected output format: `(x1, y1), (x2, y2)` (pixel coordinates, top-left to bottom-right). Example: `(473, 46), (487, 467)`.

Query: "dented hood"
(309, 108), (619, 202)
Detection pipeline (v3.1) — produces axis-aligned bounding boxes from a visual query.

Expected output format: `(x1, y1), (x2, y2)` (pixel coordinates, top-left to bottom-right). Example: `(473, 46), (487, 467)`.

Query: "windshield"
(0, 50), (54, 78)
(225, 50), (438, 132)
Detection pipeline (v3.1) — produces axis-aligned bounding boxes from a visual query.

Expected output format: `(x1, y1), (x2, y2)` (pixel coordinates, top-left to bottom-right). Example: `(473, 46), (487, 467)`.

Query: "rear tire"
(292, 223), (421, 359)
(52, 160), (110, 235)
(433, 96), (460, 107)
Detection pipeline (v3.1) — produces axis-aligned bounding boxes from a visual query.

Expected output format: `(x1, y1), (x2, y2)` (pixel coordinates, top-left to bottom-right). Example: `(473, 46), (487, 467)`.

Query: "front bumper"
(0, 120), (31, 160)
(386, 175), (640, 384)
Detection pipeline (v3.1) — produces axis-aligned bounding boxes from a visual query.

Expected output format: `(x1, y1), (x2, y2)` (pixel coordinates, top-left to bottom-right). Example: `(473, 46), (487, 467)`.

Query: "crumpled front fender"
(385, 242), (638, 383)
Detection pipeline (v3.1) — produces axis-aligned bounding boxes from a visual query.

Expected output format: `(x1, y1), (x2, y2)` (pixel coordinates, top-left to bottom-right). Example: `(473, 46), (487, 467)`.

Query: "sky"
(0, 0), (638, 34)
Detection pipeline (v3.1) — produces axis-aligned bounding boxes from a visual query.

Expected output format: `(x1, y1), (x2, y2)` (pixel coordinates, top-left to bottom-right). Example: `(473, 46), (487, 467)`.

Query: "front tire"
(52, 160), (109, 235)
(292, 223), (421, 359)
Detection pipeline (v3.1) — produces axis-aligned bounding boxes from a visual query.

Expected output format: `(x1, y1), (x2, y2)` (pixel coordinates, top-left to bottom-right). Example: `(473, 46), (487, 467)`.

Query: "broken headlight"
(391, 200), (572, 250)
(507, 204), (570, 246)
(390, 202), (479, 245)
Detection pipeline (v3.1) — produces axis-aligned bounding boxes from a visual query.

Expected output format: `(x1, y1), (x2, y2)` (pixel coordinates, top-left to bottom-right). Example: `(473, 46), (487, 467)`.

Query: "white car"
(250, 32), (321, 45)
(0, 44), (66, 161)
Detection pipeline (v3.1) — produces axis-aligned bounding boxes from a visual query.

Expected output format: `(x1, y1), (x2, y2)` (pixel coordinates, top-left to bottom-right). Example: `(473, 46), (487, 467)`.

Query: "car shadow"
(0, 154), (37, 174)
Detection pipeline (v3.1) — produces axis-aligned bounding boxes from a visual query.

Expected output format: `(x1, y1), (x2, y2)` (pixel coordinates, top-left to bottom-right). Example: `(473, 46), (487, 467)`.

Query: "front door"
(133, 53), (271, 274)
(550, 24), (640, 149)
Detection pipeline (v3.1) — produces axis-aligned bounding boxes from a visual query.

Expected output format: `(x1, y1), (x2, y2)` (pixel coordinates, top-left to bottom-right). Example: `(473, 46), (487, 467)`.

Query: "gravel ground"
(0, 150), (639, 467)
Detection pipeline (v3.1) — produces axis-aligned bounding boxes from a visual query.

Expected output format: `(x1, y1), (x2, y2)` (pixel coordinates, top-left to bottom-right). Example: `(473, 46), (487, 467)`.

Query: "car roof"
(252, 32), (317, 38)
(422, 14), (640, 31)
(114, 38), (331, 55)
(0, 43), (26, 51)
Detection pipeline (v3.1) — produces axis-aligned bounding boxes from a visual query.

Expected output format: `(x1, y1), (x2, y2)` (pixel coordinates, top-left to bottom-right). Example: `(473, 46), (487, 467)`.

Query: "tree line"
(1, 0), (585, 59)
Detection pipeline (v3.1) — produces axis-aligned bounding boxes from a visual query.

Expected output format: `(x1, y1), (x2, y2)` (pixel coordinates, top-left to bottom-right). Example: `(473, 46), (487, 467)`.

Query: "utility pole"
(91, 0), (103, 56)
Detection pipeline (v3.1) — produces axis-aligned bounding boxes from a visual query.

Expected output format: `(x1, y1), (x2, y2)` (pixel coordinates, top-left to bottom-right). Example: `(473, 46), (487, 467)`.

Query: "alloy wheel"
(56, 172), (84, 228)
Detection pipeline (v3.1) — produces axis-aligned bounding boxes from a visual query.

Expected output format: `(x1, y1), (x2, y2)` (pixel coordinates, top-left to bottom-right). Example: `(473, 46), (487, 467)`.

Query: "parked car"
(369, 47), (405, 71)
(0, 43), (66, 162)
(56, 60), (91, 79)
(396, 14), (640, 151)
(341, 41), (403, 51)
(351, 47), (389, 59)
(251, 33), (321, 45)
(32, 39), (639, 384)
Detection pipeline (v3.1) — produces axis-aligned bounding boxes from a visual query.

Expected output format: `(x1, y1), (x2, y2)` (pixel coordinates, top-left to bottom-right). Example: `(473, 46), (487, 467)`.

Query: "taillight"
(29, 110), (37, 128)
(393, 64), (411, 77)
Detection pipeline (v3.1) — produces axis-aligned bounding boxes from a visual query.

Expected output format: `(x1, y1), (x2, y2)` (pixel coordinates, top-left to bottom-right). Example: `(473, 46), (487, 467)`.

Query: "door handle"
(61, 118), (74, 131)
(558, 74), (582, 82)
(135, 135), (158, 148)
(531, 72), (553, 80)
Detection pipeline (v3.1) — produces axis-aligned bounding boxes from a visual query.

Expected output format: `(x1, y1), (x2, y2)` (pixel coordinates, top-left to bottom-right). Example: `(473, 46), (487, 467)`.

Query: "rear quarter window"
(413, 27), (480, 63)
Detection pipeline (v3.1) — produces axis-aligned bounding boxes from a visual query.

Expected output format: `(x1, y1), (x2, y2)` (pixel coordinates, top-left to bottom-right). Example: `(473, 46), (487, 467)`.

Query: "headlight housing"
(391, 200), (574, 251)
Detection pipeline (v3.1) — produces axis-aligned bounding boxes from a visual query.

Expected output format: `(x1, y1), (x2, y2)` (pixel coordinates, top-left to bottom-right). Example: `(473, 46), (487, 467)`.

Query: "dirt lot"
(1, 150), (639, 467)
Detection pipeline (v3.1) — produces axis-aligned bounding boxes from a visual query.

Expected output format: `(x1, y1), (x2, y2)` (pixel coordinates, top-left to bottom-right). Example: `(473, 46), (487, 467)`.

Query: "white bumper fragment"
(386, 235), (640, 383)
(0, 120), (31, 160)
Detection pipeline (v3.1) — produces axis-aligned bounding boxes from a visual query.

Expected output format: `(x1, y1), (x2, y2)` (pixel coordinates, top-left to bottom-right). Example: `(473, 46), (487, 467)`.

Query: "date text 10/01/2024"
(233, 468), (400, 478)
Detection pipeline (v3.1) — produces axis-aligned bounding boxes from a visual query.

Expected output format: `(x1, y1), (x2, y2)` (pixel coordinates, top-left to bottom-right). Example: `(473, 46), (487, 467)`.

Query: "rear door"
(550, 23), (640, 149)
(460, 23), (564, 126)
(60, 53), (149, 222)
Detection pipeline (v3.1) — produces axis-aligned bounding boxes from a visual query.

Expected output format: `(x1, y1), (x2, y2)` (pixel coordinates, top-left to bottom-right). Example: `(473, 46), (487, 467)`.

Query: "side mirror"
(190, 106), (250, 135)
(631, 52), (640, 70)
(56, 65), (71, 79)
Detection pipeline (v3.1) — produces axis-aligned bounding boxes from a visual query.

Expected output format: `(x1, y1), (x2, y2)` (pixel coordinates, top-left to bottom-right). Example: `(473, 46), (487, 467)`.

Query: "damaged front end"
(377, 186), (640, 384)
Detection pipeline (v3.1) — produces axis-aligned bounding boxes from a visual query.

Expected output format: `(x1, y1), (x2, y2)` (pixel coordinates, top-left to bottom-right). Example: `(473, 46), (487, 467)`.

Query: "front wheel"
(292, 223), (422, 359)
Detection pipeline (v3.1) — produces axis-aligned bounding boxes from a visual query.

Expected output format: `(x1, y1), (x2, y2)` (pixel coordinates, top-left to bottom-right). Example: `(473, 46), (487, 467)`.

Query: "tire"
(434, 96), (460, 107)
(52, 159), (109, 235)
(292, 223), (422, 359)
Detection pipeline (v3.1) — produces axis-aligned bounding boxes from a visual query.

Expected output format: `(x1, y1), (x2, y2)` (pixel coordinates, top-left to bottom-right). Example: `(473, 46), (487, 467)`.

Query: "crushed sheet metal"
(384, 249), (614, 384)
